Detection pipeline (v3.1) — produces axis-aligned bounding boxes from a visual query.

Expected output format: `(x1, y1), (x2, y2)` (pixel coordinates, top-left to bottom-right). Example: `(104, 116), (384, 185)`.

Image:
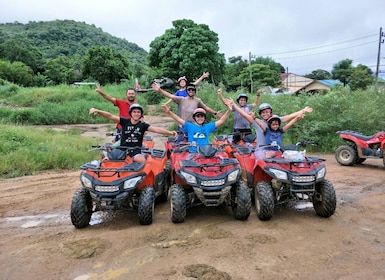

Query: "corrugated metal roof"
(318, 80), (343, 87)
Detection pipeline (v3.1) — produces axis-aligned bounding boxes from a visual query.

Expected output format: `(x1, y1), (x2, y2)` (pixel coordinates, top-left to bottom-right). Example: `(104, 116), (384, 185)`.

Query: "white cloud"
(1, 0), (384, 76)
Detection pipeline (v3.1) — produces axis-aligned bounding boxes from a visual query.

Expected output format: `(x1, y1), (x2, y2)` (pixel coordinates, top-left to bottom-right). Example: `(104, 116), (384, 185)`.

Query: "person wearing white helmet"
(89, 104), (177, 162)
(161, 95), (232, 152)
(217, 88), (261, 143)
(230, 99), (313, 148)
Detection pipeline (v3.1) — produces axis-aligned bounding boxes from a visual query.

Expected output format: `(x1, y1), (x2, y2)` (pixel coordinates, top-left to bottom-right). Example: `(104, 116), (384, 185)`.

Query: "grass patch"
(0, 124), (103, 178)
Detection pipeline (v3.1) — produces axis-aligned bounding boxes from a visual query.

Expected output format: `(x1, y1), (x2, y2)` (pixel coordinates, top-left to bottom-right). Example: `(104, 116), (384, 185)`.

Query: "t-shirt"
(253, 116), (283, 147)
(114, 99), (131, 129)
(183, 121), (216, 152)
(119, 117), (150, 148)
(264, 127), (284, 150)
(233, 104), (253, 130)
(174, 96), (206, 123)
(175, 89), (188, 97)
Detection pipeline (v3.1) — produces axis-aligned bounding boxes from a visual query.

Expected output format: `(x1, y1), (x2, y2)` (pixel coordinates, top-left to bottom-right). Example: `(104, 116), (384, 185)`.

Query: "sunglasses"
(187, 88), (196, 92)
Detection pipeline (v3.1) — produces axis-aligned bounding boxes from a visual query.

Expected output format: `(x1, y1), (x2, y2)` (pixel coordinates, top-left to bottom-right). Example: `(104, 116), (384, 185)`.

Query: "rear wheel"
(313, 180), (336, 218)
(170, 184), (186, 223)
(254, 181), (274, 221)
(157, 160), (171, 203)
(335, 145), (357, 166)
(138, 187), (155, 225)
(71, 189), (93, 228)
(232, 181), (251, 221)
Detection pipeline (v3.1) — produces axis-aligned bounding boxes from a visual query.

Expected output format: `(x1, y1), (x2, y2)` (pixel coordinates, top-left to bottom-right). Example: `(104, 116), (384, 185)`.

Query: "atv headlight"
(123, 176), (143, 190)
(180, 171), (197, 184)
(80, 174), (92, 189)
(316, 167), (326, 180)
(269, 168), (288, 181)
(227, 169), (239, 182)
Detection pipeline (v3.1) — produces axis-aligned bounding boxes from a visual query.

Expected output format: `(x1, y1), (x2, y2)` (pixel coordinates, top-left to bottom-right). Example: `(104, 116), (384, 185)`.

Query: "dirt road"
(1, 116), (385, 280)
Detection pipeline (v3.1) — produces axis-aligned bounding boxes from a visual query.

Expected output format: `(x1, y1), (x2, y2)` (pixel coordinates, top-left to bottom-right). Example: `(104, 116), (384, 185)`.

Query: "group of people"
(90, 72), (313, 161)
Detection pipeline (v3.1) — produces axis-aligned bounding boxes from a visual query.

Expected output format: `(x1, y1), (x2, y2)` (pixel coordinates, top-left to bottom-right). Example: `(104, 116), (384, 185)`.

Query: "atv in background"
(213, 132), (256, 158)
(335, 130), (385, 166)
(234, 140), (336, 221)
(70, 145), (170, 228)
(166, 141), (251, 223)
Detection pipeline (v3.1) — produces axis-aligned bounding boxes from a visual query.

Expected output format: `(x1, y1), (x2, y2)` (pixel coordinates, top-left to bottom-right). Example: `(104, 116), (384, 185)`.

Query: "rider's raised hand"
(151, 82), (160, 91)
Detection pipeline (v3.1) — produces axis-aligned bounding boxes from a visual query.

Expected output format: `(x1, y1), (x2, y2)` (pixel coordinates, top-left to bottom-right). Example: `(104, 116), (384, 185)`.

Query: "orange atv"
(213, 132), (256, 158)
(70, 145), (170, 228)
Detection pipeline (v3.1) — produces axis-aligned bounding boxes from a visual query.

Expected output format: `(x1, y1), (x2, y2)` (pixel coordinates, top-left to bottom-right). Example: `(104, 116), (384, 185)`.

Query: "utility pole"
(248, 52), (255, 93)
(375, 27), (385, 90)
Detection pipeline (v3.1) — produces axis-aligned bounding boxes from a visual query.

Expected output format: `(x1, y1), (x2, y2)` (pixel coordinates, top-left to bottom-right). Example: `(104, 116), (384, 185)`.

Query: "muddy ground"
(1, 115), (385, 280)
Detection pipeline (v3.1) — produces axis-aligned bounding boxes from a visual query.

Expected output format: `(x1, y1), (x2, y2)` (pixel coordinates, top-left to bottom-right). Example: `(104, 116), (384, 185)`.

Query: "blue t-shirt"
(264, 127), (284, 150)
(183, 121), (216, 152)
(175, 89), (188, 97)
(253, 117), (283, 147)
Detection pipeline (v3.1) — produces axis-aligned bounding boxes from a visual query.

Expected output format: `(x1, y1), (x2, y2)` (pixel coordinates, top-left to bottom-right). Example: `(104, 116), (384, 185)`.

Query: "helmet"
(177, 76), (187, 83)
(129, 104), (144, 116)
(186, 83), (196, 93)
(192, 108), (206, 119)
(267, 115), (281, 126)
(236, 93), (248, 103)
(258, 103), (272, 115)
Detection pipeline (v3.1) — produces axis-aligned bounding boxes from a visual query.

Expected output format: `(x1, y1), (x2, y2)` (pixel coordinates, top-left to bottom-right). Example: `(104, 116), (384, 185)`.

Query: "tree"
(252, 57), (285, 73)
(82, 46), (131, 85)
(347, 64), (374, 90)
(332, 59), (353, 86)
(239, 64), (281, 89)
(45, 56), (78, 85)
(0, 59), (35, 86)
(148, 19), (226, 82)
(224, 56), (249, 89)
(0, 39), (45, 74)
(305, 69), (332, 80)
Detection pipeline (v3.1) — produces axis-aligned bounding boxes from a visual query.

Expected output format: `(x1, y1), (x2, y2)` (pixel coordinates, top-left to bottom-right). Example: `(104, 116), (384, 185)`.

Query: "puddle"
(3, 213), (64, 228)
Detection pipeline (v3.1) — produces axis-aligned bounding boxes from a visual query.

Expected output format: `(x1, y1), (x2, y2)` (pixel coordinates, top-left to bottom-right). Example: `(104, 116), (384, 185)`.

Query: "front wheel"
(70, 188), (93, 228)
(170, 184), (186, 223)
(232, 181), (251, 221)
(255, 181), (274, 221)
(335, 145), (357, 166)
(313, 180), (336, 218)
(138, 187), (155, 225)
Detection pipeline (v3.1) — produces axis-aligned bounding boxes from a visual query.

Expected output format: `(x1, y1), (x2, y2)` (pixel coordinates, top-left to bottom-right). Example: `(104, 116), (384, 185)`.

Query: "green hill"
(0, 19), (148, 67)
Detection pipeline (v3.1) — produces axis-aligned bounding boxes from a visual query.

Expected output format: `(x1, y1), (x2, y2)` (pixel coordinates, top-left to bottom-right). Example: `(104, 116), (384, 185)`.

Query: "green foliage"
(305, 69), (332, 80)
(82, 46), (132, 85)
(0, 59), (36, 86)
(240, 64), (282, 89)
(0, 20), (148, 85)
(347, 64), (374, 90)
(332, 59), (353, 86)
(0, 124), (100, 178)
(148, 19), (226, 82)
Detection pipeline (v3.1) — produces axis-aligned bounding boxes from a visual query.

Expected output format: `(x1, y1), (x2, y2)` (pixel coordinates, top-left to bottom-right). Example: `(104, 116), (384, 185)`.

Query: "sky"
(1, 0), (385, 77)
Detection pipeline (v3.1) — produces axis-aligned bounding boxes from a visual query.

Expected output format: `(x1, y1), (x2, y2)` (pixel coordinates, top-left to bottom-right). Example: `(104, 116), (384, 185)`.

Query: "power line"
(255, 33), (377, 56)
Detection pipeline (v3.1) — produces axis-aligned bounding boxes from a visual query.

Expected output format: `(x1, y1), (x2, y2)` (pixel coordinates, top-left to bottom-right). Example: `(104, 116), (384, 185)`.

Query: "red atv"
(234, 140), (336, 221)
(213, 132), (256, 158)
(335, 130), (385, 166)
(70, 145), (170, 228)
(166, 141), (251, 223)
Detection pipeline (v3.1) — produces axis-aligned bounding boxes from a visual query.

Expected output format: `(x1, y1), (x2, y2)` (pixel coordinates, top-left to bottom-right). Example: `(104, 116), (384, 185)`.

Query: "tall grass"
(0, 125), (103, 178)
